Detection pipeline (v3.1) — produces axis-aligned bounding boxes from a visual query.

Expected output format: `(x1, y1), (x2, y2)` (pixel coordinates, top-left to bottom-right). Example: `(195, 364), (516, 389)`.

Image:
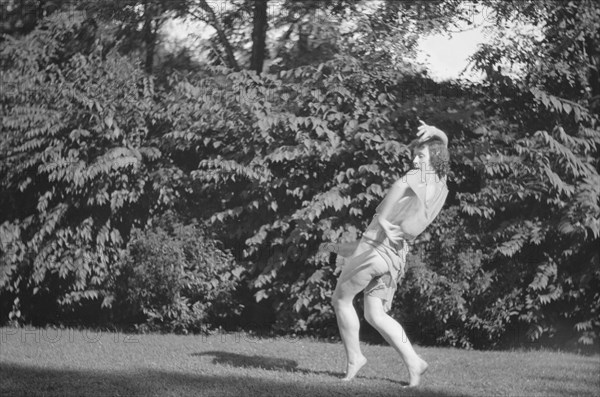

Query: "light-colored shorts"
(340, 238), (409, 312)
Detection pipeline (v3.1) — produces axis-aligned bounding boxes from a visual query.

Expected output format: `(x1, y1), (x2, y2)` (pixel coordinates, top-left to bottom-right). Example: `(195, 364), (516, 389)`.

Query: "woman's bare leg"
(332, 289), (367, 380)
(363, 295), (428, 387)
(331, 258), (382, 380)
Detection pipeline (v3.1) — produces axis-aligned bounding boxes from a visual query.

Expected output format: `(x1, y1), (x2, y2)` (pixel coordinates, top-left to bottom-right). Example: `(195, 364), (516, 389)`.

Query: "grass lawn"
(1, 327), (598, 397)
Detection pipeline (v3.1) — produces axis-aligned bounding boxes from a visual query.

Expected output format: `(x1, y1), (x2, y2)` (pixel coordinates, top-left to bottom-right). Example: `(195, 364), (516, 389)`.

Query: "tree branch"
(192, 0), (240, 71)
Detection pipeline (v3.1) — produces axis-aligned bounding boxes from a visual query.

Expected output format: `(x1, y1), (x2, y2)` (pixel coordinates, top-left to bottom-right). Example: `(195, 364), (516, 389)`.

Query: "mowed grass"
(0, 327), (598, 397)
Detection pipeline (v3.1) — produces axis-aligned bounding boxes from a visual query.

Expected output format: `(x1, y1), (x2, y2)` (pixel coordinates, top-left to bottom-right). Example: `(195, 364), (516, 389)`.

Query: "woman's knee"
(331, 287), (354, 310)
(364, 298), (386, 326)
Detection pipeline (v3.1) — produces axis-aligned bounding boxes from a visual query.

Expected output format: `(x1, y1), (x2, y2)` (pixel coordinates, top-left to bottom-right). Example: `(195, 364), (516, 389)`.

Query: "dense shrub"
(112, 215), (244, 333)
(0, 12), (175, 325)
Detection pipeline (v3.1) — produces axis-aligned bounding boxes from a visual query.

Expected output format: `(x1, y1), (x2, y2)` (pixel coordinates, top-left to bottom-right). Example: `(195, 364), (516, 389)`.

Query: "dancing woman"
(326, 121), (450, 387)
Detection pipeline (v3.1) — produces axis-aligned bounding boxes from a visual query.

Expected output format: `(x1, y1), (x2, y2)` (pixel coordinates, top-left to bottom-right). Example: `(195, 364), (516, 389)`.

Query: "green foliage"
(112, 214), (243, 333)
(0, 12), (171, 324)
(0, 0), (70, 36)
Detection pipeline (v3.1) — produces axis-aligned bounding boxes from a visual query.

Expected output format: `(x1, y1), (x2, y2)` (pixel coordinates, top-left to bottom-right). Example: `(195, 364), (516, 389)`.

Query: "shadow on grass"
(193, 351), (340, 378)
(0, 362), (459, 397)
(193, 351), (300, 371)
(194, 351), (418, 386)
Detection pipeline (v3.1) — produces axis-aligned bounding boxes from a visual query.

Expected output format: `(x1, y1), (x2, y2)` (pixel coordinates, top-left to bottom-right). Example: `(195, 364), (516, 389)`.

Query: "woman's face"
(412, 146), (431, 171)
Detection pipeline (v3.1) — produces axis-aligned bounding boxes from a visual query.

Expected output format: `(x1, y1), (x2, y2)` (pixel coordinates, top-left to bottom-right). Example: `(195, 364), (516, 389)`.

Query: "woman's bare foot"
(342, 355), (367, 381)
(406, 357), (428, 387)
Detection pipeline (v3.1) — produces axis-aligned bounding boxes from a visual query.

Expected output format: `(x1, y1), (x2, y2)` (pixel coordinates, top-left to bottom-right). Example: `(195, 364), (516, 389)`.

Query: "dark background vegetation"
(1, 0), (598, 351)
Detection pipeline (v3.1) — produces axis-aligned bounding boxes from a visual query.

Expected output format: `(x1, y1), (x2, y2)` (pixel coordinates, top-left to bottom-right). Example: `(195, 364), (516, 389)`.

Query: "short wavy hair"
(410, 137), (450, 179)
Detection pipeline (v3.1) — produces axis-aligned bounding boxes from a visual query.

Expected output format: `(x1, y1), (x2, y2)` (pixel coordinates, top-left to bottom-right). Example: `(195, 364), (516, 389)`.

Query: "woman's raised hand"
(417, 120), (448, 146)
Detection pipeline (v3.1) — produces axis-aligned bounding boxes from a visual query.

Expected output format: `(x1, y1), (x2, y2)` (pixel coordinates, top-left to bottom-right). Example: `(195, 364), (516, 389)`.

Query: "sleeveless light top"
(362, 169), (448, 246)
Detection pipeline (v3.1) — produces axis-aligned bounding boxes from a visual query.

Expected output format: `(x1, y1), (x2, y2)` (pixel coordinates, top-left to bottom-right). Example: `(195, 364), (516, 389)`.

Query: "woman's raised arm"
(417, 120), (448, 147)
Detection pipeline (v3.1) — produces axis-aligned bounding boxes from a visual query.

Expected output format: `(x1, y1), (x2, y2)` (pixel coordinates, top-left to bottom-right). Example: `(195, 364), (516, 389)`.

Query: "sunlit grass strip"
(1, 327), (598, 397)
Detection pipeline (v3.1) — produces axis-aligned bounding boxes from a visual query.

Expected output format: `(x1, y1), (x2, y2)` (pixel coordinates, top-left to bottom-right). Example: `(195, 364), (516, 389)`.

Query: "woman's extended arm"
(320, 241), (360, 258)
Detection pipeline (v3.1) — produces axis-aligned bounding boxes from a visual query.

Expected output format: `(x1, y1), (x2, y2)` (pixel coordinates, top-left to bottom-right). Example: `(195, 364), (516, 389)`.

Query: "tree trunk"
(143, 2), (156, 74)
(250, 0), (269, 74)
